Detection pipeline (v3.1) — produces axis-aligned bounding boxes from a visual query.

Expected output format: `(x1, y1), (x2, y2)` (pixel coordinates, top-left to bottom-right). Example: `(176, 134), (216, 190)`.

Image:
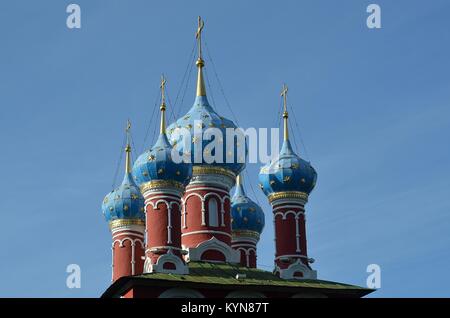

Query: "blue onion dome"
(258, 139), (317, 197)
(132, 78), (192, 190)
(258, 85), (317, 198)
(165, 42), (246, 176)
(166, 96), (246, 176)
(231, 175), (265, 235)
(102, 143), (145, 225)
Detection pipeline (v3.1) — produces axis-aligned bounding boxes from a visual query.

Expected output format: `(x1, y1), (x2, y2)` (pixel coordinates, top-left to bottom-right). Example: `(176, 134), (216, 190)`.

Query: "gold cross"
(281, 84), (288, 113)
(160, 74), (166, 105)
(126, 119), (131, 132)
(196, 16), (204, 59)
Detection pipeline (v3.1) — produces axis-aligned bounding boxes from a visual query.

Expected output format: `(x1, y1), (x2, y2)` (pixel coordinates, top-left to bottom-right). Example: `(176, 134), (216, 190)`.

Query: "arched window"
(208, 198), (219, 227)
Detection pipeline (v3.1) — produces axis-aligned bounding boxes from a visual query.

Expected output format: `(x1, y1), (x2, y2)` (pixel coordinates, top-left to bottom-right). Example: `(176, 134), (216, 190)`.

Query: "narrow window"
(208, 198), (219, 227)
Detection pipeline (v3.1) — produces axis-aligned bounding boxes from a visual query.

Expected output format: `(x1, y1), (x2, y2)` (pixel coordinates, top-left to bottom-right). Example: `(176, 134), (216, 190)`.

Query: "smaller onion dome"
(258, 84), (317, 197)
(102, 139), (145, 224)
(258, 139), (317, 196)
(231, 175), (265, 234)
(132, 76), (192, 188)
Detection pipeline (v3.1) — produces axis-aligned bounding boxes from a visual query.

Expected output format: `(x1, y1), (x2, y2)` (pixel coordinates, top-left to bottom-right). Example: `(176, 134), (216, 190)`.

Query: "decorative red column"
(110, 220), (145, 281)
(142, 182), (188, 274)
(269, 193), (316, 279)
(231, 232), (259, 268)
(181, 168), (240, 263)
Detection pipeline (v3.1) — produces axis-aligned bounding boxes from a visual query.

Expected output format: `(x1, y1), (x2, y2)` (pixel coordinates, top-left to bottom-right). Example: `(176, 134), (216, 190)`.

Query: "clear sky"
(0, 0), (449, 297)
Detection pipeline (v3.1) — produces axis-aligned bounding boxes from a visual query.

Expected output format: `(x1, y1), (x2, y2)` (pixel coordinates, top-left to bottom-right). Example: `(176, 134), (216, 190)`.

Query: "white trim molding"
(144, 250), (189, 275)
(275, 259), (317, 280)
(186, 237), (240, 263)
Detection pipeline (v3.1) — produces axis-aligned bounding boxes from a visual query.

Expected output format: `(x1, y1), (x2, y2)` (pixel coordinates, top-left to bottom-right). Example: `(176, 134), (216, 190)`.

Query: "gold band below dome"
(140, 179), (185, 193)
(232, 230), (260, 240)
(268, 191), (308, 204)
(193, 166), (236, 179)
(109, 219), (145, 230)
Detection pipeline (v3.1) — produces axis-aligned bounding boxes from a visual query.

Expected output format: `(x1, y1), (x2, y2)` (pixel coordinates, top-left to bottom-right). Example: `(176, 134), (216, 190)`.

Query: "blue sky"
(0, 0), (449, 297)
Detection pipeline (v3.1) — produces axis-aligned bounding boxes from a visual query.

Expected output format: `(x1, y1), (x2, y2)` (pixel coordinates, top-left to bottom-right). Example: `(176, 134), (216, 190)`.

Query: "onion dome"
(258, 85), (317, 197)
(132, 76), (192, 189)
(231, 175), (265, 234)
(166, 17), (245, 176)
(102, 127), (145, 225)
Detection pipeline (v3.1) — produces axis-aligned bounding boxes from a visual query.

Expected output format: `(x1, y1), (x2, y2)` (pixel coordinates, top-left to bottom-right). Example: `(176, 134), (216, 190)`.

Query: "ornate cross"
(281, 84), (288, 112)
(196, 16), (204, 59)
(160, 74), (166, 105)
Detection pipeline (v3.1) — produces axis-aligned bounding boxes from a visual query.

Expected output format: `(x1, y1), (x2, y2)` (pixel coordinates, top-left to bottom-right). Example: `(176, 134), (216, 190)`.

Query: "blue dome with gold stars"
(258, 139), (317, 197)
(132, 133), (192, 187)
(132, 76), (192, 188)
(231, 176), (265, 234)
(166, 95), (245, 175)
(102, 172), (145, 223)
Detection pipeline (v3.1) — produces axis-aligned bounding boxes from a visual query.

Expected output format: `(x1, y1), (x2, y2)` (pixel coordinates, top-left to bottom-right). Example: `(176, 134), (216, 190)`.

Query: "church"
(100, 17), (373, 298)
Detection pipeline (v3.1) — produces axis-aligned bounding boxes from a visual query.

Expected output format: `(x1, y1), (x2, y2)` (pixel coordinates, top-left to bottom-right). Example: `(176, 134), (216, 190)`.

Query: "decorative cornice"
(193, 166), (236, 179)
(109, 219), (145, 230)
(140, 180), (184, 194)
(232, 230), (260, 240)
(268, 191), (308, 204)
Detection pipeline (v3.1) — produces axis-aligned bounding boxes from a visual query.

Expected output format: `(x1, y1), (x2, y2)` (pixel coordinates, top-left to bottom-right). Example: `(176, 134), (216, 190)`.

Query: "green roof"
(102, 261), (374, 298)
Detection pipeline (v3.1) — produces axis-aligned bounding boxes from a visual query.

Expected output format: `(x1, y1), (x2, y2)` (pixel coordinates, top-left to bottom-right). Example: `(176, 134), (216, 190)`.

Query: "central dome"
(166, 95), (245, 175)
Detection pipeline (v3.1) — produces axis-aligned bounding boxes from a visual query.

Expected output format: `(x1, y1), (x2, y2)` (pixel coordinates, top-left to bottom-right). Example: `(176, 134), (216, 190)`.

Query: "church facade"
(100, 17), (373, 298)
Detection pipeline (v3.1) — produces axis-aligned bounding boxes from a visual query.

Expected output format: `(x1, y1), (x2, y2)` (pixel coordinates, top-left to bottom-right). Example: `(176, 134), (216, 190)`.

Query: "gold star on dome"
(269, 180), (275, 185)
(148, 155), (155, 161)
(258, 183), (264, 189)
(283, 176), (291, 183)
(192, 136), (199, 144)
(186, 124), (192, 129)
(300, 178), (306, 183)
(291, 163), (299, 169)
(123, 205), (129, 211)
(158, 168), (164, 174)
(176, 170), (181, 175)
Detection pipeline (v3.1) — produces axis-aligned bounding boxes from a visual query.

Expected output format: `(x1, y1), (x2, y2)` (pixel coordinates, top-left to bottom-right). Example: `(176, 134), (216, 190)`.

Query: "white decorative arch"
(186, 237), (240, 263)
(204, 192), (227, 227)
(158, 288), (204, 298)
(276, 259), (317, 280)
(144, 250), (189, 275)
(183, 192), (206, 226)
(111, 237), (144, 275)
(274, 210), (303, 253)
